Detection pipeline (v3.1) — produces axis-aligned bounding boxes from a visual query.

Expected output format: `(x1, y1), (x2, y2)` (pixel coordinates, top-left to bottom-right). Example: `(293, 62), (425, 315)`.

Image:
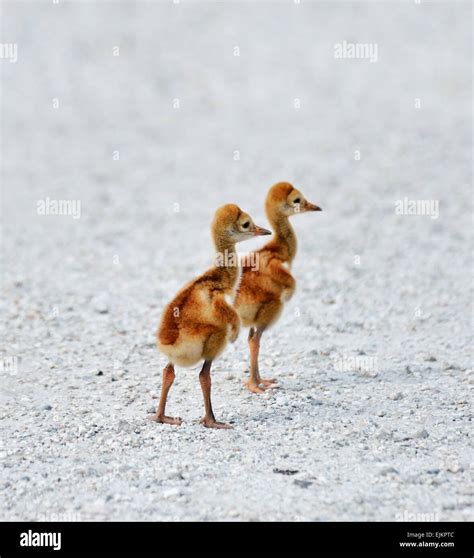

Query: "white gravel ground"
(1, 1), (472, 521)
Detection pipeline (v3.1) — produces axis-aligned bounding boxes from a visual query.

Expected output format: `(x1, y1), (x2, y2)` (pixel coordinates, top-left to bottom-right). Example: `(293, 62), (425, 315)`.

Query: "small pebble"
(92, 296), (109, 314)
(414, 428), (429, 439)
(273, 468), (299, 476)
(294, 479), (313, 488)
(377, 465), (398, 476)
(163, 488), (182, 499)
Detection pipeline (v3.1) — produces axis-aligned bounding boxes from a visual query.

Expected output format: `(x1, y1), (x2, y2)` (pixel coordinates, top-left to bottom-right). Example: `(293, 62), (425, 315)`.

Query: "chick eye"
(294, 198), (301, 204)
(242, 222), (250, 229)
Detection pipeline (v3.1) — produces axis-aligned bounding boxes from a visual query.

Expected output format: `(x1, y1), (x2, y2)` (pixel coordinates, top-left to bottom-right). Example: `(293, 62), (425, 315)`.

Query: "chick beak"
(254, 225), (272, 236)
(305, 202), (322, 212)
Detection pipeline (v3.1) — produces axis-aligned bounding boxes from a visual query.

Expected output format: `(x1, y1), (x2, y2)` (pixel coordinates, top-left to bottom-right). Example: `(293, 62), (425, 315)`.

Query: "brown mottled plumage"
(234, 182), (322, 393)
(152, 204), (271, 428)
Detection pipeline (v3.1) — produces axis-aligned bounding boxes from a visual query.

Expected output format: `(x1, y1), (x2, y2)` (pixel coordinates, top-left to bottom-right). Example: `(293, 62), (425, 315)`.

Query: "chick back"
(157, 285), (192, 346)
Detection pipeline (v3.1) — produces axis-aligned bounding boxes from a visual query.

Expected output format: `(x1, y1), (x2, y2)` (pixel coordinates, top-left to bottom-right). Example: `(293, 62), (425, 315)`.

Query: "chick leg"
(150, 362), (182, 425)
(199, 360), (232, 429)
(245, 327), (277, 394)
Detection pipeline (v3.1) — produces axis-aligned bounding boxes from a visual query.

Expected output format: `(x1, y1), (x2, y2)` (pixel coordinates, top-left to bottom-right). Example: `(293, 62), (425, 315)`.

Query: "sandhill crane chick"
(235, 182), (322, 393)
(153, 204), (271, 428)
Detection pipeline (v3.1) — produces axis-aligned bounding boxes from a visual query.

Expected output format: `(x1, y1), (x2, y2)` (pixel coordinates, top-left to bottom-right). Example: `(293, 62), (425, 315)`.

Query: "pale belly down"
(158, 324), (231, 367)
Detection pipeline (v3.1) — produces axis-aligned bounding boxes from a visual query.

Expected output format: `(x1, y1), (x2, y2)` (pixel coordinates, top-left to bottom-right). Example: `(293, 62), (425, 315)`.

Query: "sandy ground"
(1, 1), (472, 521)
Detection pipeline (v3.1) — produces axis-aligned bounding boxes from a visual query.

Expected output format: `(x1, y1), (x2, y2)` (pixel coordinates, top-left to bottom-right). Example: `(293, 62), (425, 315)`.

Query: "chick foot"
(244, 379), (277, 393)
(148, 414), (182, 426)
(260, 378), (277, 387)
(200, 417), (233, 429)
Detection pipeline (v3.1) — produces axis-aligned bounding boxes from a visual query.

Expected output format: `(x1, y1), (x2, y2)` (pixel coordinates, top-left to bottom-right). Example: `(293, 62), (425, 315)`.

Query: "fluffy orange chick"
(152, 204), (271, 428)
(234, 182), (322, 393)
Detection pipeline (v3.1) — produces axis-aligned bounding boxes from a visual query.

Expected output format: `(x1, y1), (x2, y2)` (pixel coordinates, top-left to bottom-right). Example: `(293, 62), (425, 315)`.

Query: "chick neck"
(267, 208), (297, 262)
(213, 234), (240, 291)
